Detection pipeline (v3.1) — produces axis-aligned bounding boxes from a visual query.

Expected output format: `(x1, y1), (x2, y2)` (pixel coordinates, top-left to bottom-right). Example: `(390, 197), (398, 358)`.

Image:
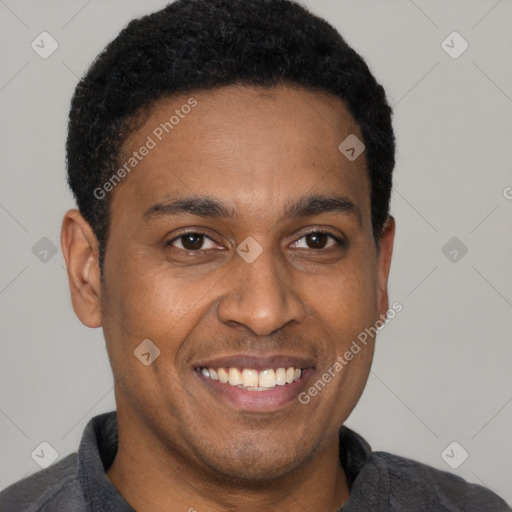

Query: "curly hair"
(66, 0), (395, 274)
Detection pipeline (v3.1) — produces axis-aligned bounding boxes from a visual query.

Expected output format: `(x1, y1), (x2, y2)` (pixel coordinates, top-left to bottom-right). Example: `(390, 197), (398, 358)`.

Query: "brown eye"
(292, 231), (345, 250)
(181, 234), (204, 250)
(167, 232), (218, 251)
(306, 232), (329, 249)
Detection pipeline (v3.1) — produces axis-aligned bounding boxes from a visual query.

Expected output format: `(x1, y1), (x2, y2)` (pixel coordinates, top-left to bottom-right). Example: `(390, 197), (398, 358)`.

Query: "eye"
(166, 232), (220, 251)
(292, 230), (346, 250)
(166, 229), (346, 253)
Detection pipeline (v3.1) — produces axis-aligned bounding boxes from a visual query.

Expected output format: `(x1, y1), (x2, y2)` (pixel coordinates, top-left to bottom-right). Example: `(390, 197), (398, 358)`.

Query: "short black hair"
(66, 0), (395, 274)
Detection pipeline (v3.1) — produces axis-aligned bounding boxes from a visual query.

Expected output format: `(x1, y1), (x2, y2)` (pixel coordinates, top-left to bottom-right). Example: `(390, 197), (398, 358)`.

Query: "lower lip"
(196, 369), (314, 412)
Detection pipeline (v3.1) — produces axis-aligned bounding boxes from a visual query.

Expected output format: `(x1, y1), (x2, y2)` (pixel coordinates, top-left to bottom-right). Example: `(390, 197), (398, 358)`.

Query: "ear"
(61, 209), (102, 328)
(375, 215), (395, 317)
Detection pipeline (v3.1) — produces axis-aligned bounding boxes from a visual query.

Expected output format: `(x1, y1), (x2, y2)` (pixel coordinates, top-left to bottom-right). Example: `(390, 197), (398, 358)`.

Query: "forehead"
(109, 84), (370, 225)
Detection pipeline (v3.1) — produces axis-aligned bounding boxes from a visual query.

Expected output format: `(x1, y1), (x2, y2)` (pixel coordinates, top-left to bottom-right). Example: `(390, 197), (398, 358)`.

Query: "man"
(0, 0), (509, 510)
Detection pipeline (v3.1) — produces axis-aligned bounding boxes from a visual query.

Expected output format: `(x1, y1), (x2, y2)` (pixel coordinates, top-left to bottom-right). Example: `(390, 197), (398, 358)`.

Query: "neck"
(106, 408), (350, 512)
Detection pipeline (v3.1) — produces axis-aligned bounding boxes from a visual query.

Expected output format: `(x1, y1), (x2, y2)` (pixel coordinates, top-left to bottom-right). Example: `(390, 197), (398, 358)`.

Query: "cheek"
(305, 259), (379, 335)
(103, 254), (221, 351)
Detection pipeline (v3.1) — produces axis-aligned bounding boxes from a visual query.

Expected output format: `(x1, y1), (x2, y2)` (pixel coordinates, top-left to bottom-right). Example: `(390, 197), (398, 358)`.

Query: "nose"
(216, 244), (308, 336)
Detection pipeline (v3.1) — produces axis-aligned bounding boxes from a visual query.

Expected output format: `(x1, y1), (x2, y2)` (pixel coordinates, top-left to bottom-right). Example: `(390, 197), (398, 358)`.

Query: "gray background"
(1, 0), (511, 504)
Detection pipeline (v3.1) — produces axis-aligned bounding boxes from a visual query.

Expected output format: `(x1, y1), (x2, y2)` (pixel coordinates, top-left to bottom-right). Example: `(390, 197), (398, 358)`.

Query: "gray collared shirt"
(0, 411), (509, 511)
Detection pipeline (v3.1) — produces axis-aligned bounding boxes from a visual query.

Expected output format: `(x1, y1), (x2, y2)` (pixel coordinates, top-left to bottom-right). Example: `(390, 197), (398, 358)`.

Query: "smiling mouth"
(196, 366), (304, 391)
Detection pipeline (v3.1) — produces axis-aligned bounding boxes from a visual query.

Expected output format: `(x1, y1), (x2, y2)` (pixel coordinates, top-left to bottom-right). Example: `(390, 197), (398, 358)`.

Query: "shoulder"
(370, 451), (511, 511)
(0, 453), (85, 512)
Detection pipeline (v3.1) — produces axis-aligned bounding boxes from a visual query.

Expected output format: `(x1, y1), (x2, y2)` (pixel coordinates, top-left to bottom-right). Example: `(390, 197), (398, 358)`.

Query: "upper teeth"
(199, 367), (302, 390)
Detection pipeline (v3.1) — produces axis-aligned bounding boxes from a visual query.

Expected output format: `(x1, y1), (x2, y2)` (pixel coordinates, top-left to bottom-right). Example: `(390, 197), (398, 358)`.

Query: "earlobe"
(376, 215), (395, 317)
(61, 209), (102, 328)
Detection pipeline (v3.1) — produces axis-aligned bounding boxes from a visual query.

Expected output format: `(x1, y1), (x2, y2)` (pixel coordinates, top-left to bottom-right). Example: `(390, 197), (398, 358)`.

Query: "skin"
(61, 83), (395, 512)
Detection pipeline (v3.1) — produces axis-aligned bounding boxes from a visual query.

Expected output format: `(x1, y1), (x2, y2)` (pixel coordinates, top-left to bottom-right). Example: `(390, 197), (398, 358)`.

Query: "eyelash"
(165, 229), (346, 253)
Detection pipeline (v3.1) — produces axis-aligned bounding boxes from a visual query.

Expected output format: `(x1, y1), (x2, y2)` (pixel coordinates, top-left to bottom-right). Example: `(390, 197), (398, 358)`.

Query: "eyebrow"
(143, 194), (360, 223)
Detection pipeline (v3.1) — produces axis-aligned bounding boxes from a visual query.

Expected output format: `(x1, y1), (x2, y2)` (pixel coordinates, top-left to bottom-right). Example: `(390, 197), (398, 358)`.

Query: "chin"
(197, 438), (310, 482)
(207, 457), (299, 483)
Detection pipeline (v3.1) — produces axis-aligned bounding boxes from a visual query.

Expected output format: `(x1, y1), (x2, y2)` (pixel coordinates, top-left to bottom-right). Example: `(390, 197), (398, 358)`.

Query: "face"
(63, 84), (394, 482)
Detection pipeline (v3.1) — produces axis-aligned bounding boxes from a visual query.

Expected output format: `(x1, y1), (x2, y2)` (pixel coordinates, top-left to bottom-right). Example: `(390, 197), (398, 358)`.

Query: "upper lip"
(193, 354), (315, 371)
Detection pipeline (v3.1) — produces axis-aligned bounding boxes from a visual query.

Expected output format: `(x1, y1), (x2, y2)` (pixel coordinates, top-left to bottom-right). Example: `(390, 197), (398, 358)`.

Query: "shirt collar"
(78, 411), (135, 511)
(77, 410), (373, 511)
